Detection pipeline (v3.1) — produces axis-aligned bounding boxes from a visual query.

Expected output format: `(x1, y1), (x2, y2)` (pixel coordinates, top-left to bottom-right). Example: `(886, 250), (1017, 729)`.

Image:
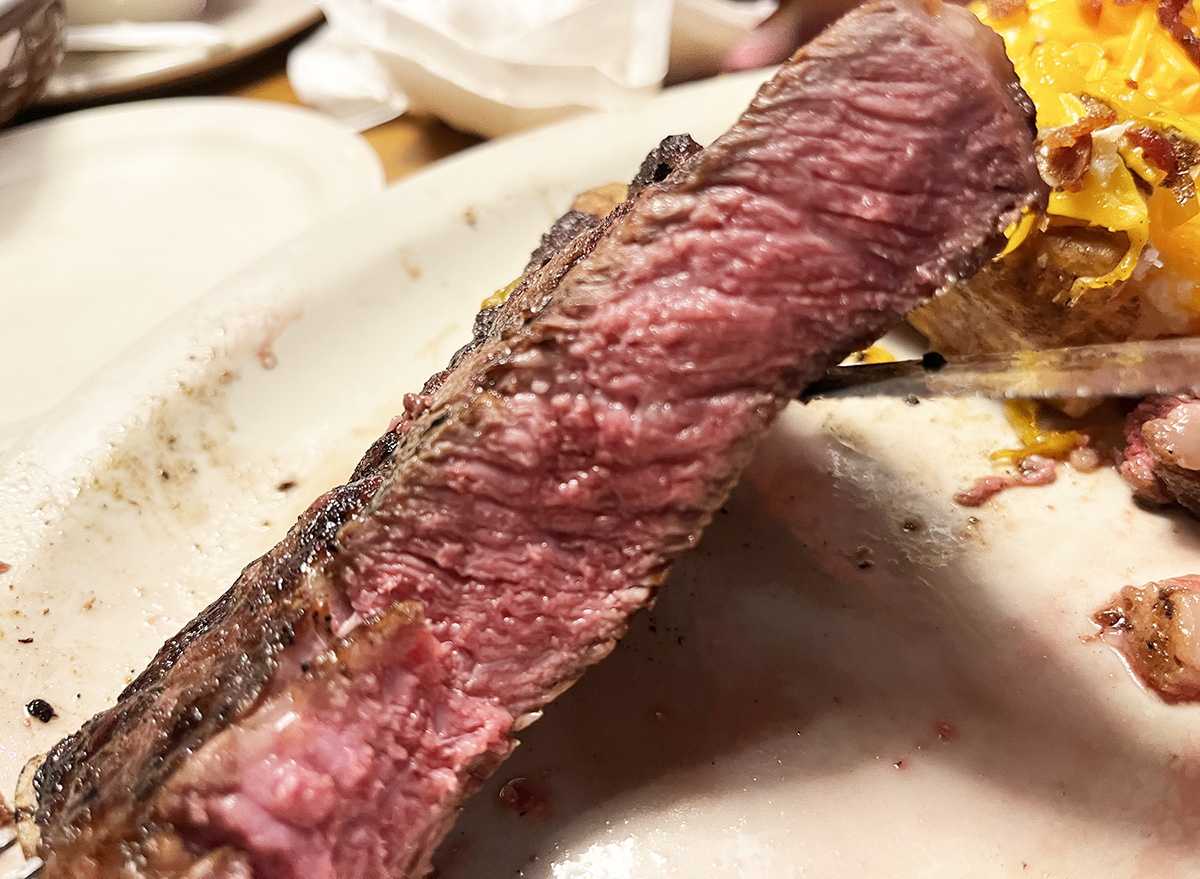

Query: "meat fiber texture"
(16, 1), (1044, 876)
(1120, 394), (1200, 515)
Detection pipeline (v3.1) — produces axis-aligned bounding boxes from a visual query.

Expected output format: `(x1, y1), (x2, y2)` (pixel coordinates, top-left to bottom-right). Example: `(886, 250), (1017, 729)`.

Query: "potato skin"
(911, 224), (1142, 353)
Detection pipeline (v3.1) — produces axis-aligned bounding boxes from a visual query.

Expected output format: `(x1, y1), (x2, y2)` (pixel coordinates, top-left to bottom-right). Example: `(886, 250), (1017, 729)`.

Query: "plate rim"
(37, 0), (323, 104)
(8, 91), (385, 150)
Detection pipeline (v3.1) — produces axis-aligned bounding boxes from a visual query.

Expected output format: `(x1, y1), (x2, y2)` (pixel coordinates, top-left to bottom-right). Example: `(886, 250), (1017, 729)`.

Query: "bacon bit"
(0, 561), (10, 574)
(985, 0), (1027, 17)
(1159, 0), (1200, 72)
(1040, 98), (1118, 150)
(954, 455), (1057, 507)
(1094, 575), (1200, 702)
(1165, 129), (1200, 205)
(1038, 97), (1119, 191)
(1126, 126), (1178, 175)
(1040, 138), (1094, 192)
(1127, 124), (1200, 205)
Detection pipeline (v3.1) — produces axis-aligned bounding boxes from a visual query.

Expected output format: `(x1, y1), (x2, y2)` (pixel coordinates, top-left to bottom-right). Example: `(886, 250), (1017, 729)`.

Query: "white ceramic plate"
(0, 96), (383, 448)
(40, 0), (322, 103)
(3, 70), (1200, 877)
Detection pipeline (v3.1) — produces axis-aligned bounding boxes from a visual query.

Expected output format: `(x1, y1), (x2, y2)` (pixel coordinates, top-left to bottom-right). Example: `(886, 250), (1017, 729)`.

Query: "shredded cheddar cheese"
(975, 0), (1200, 301)
(482, 277), (521, 309)
(999, 208), (1038, 257)
(993, 398), (1085, 462)
(849, 345), (895, 364)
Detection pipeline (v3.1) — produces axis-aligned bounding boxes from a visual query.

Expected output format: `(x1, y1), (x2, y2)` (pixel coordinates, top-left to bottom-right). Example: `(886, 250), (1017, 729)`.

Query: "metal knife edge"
(803, 336), (1200, 400)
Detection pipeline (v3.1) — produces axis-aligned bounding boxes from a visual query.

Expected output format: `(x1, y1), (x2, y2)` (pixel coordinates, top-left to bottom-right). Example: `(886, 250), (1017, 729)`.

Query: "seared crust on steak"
(1120, 395), (1200, 514)
(21, 3), (1044, 876)
(19, 475), (383, 873)
(332, 136), (703, 515)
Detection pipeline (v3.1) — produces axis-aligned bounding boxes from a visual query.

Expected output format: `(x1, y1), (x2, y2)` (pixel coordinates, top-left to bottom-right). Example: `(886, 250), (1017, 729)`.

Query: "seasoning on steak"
(1094, 574), (1200, 702)
(16, 1), (1045, 876)
(1119, 394), (1200, 515)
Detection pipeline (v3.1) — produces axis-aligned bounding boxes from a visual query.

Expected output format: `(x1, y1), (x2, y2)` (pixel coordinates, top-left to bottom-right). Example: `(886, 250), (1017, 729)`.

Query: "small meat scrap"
(1094, 575), (1200, 703)
(954, 455), (1056, 507)
(1119, 395), (1200, 515)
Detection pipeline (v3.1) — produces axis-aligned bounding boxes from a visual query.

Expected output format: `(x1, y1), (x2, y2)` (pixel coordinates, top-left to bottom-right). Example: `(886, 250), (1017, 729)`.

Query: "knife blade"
(802, 336), (1200, 400)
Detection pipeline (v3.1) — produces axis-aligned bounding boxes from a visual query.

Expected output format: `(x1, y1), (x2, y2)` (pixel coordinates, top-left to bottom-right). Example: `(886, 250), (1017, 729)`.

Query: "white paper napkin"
(289, 0), (776, 137)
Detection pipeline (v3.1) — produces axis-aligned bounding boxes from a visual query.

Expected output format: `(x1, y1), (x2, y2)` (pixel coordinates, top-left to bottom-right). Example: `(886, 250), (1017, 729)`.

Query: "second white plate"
(0, 96), (383, 446)
(41, 0), (322, 103)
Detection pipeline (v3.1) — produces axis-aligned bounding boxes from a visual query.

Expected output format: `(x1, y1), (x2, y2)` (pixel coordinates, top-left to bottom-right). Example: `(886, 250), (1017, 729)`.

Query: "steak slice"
(18, 1), (1044, 876)
(1120, 394), (1200, 516)
(1093, 575), (1200, 703)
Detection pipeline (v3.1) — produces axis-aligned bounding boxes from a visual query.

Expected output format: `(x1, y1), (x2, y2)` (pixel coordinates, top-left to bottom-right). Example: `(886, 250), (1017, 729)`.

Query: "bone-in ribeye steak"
(17, 1), (1044, 875)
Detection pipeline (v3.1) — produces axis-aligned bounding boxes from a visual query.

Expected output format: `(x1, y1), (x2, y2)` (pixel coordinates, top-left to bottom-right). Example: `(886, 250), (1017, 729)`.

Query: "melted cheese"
(993, 398), (1084, 462)
(976, 0), (1200, 299)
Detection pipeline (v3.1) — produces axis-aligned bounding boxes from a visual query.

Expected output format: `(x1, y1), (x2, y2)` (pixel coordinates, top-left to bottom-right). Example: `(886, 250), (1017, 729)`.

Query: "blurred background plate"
(39, 0), (320, 104)
(0, 95), (383, 448)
